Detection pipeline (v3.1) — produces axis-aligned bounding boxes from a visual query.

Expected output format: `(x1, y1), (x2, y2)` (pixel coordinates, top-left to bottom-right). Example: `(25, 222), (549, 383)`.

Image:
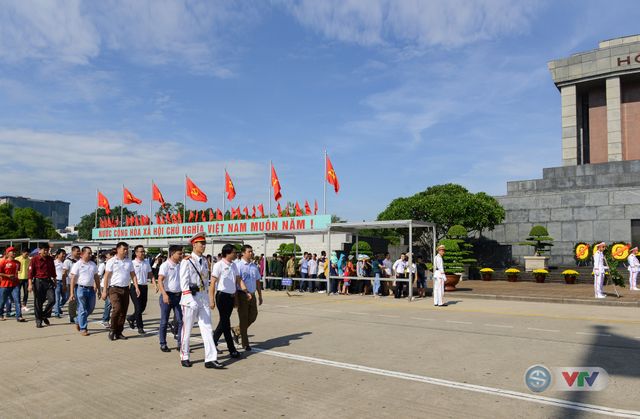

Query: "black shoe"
(138, 328), (145, 335)
(116, 333), (128, 340)
(43, 318), (50, 326)
(244, 345), (252, 352)
(204, 361), (224, 369)
(440, 304), (448, 307)
(36, 321), (43, 328)
(229, 351), (241, 358)
(127, 318), (135, 330)
(108, 331), (116, 341)
(160, 345), (171, 353)
(181, 360), (192, 368)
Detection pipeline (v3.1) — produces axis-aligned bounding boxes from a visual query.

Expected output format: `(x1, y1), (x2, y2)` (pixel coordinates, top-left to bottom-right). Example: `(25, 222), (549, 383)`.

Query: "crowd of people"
(0, 234), (266, 370)
(260, 247), (447, 305)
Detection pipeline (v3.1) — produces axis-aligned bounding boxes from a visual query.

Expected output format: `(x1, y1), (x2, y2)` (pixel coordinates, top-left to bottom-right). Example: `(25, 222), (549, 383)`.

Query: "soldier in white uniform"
(627, 246), (640, 291)
(593, 242), (607, 299)
(179, 233), (223, 369)
(433, 245), (447, 307)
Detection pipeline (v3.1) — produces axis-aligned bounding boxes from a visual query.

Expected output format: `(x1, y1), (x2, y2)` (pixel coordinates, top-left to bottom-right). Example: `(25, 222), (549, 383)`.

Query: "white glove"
(180, 293), (196, 308)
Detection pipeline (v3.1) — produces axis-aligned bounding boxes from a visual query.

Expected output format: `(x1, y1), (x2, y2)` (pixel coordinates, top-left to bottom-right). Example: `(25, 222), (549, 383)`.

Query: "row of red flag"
(98, 200), (319, 228)
(97, 156), (340, 215)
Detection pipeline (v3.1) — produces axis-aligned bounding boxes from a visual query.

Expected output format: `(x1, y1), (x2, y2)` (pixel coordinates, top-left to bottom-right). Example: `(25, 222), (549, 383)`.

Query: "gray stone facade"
(484, 161), (640, 266)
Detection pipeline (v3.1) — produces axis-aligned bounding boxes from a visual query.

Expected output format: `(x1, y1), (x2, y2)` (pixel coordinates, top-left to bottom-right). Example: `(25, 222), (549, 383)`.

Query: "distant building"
(0, 196), (70, 230)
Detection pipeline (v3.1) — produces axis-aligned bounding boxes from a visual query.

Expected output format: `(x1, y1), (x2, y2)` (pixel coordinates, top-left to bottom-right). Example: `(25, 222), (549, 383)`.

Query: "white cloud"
(0, 0), (256, 76)
(0, 128), (264, 222)
(282, 0), (541, 48)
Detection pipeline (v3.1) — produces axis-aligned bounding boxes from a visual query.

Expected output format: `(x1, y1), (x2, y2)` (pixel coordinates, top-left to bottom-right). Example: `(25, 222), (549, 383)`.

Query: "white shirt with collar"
(70, 259), (98, 287)
(628, 254), (640, 273)
(158, 259), (181, 293)
(434, 254), (445, 274)
(132, 258), (153, 285)
(212, 259), (240, 295)
(63, 258), (75, 285)
(392, 259), (407, 275)
(180, 253), (209, 293)
(105, 257), (134, 287)
(593, 251), (605, 273)
(308, 258), (318, 275)
(54, 259), (64, 281)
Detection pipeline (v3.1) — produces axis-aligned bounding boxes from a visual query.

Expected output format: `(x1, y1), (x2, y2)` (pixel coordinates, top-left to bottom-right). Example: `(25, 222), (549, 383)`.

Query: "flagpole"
(323, 149), (327, 215)
(121, 184), (124, 227)
(149, 180), (153, 226)
(268, 161), (272, 219)
(222, 167), (226, 219)
(183, 174), (187, 222)
(95, 188), (98, 229)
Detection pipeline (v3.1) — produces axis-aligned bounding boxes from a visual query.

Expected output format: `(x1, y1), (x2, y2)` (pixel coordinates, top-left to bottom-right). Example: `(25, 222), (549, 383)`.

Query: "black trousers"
(33, 278), (55, 321)
(19, 280), (28, 306)
(127, 284), (148, 329)
(395, 273), (407, 298)
(213, 291), (237, 353)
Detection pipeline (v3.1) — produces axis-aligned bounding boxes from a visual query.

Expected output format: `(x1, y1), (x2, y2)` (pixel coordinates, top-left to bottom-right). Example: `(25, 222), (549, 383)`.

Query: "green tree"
(349, 241), (373, 256)
(0, 204), (60, 239)
(77, 206), (138, 240)
(377, 183), (505, 240)
(0, 204), (18, 238)
(277, 243), (302, 256)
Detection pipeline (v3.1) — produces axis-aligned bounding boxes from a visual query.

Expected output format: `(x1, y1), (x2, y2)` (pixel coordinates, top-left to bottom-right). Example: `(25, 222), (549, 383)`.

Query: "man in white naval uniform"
(179, 233), (223, 369)
(433, 245), (447, 307)
(593, 242), (607, 299)
(627, 246), (640, 291)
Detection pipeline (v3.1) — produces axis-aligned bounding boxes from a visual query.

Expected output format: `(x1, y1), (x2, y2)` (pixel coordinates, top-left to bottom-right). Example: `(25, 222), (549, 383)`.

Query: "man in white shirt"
(593, 242), (607, 298)
(127, 245), (155, 334)
(99, 251), (114, 328)
(179, 233), (223, 369)
(211, 243), (252, 361)
(382, 253), (393, 296)
(433, 245), (447, 307)
(157, 245), (184, 353)
(101, 242), (140, 341)
(53, 249), (68, 318)
(392, 253), (408, 298)
(627, 246), (640, 291)
(307, 253), (318, 292)
(64, 246), (80, 323)
(232, 245), (263, 351)
(69, 247), (100, 336)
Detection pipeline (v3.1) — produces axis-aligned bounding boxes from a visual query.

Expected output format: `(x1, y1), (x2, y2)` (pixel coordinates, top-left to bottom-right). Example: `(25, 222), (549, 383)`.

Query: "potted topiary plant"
(438, 225), (477, 291)
(562, 269), (579, 284)
(532, 269), (549, 283)
(520, 225), (553, 271)
(505, 268), (520, 282)
(479, 268), (494, 281)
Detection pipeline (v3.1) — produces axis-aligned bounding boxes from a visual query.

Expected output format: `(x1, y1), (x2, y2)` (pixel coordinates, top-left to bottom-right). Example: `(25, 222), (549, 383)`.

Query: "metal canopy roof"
(328, 220), (435, 232)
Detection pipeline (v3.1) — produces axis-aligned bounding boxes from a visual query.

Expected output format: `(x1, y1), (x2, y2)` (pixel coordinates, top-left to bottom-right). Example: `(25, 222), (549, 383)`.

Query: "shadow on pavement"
(553, 324), (640, 418)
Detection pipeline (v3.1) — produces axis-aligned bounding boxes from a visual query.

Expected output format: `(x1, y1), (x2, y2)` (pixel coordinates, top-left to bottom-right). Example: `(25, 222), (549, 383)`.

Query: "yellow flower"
(480, 268), (494, 273)
(562, 269), (579, 276)
(505, 268), (520, 274)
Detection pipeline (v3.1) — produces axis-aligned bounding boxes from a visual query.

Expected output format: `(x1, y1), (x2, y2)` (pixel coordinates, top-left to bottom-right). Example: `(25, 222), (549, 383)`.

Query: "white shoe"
(596, 295), (606, 299)
(631, 287), (640, 291)
(22, 306), (29, 312)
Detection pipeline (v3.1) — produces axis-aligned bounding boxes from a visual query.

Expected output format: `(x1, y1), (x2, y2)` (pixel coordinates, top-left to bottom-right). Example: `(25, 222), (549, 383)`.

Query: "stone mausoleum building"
(485, 35), (640, 266)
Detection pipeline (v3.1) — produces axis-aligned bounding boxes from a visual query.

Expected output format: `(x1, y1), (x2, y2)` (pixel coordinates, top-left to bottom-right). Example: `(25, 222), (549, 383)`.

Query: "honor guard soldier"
(433, 245), (447, 307)
(627, 246), (640, 291)
(593, 242), (607, 299)
(179, 233), (223, 369)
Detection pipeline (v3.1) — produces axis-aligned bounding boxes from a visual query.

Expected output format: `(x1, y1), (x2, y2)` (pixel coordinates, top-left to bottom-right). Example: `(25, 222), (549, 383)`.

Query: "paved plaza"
(1, 290), (639, 418)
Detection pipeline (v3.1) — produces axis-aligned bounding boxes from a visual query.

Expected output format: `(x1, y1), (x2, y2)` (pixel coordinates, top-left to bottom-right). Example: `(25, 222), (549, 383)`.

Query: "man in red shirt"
(0, 246), (26, 322)
(28, 243), (56, 328)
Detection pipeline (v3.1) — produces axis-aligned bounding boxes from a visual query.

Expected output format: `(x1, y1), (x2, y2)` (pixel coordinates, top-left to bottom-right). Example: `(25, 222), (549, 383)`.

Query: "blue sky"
(1, 0), (639, 225)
